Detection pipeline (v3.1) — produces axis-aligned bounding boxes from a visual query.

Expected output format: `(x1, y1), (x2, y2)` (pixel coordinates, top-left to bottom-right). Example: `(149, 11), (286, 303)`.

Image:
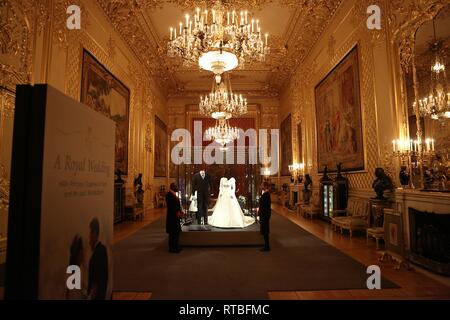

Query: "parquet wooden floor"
(268, 204), (450, 300)
(2, 205), (448, 300)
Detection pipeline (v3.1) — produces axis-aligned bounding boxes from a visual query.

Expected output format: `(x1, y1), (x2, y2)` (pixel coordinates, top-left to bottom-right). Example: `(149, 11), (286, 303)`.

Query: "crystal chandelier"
(415, 90), (450, 120)
(205, 118), (240, 150)
(167, 0), (269, 76)
(199, 73), (247, 120)
(430, 20), (446, 75)
(415, 19), (450, 121)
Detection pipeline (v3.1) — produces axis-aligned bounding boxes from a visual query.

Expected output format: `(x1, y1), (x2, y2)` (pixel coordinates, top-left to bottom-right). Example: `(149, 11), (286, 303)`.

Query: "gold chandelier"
(416, 90), (450, 120)
(167, 0), (269, 76)
(199, 73), (247, 120)
(205, 118), (240, 150)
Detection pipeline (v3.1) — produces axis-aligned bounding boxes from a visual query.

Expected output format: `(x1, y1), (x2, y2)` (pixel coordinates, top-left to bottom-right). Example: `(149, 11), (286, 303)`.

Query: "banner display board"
(6, 84), (115, 299)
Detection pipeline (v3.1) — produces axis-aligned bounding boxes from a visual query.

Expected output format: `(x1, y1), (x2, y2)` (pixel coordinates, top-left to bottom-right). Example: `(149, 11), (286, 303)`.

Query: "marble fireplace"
(395, 190), (450, 276)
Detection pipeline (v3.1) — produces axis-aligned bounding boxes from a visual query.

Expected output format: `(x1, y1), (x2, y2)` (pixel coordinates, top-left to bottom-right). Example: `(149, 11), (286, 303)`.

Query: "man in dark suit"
(166, 183), (182, 253)
(258, 181), (272, 252)
(192, 166), (212, 225)
(88, 218), (108, 299)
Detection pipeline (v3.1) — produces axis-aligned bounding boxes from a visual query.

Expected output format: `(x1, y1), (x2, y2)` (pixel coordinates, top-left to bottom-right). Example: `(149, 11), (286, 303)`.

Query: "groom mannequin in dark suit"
(192, 165), (212, 225)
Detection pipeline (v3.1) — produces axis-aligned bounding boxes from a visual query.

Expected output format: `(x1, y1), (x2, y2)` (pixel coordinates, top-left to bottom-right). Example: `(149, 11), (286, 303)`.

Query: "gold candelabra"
(392, 138), (437, 189)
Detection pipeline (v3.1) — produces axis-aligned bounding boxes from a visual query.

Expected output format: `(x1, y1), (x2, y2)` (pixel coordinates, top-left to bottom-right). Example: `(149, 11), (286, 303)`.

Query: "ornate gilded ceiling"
(95, 0), (344, 97)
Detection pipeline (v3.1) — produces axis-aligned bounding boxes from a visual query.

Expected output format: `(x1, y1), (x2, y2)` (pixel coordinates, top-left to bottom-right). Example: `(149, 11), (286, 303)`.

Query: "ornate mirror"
(405, 4), (450, 191)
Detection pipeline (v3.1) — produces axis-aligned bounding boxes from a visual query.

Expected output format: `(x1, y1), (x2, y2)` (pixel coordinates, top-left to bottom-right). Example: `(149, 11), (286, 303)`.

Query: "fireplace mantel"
(394, 189), (450, 251)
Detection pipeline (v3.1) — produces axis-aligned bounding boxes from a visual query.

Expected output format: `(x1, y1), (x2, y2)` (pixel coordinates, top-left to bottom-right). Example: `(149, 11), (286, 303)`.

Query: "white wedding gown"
(208, 177), (255, 228)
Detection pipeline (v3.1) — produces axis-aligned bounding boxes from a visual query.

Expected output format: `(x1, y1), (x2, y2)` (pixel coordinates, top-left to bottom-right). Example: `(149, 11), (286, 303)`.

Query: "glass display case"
(320, 168), (334, 220)
(322, 184), (334, 219)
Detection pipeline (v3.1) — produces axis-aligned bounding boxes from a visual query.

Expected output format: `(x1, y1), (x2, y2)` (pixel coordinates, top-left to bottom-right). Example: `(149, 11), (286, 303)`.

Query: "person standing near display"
(258, 181), (272, 252)
(87, 218), (108, 300)
(192, 165), (212, 225)
(166, 183), (183, 253)
(65, 234), (87, 300)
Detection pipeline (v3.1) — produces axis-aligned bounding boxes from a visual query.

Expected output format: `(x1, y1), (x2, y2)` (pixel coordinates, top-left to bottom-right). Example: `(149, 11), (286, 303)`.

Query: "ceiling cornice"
(94, 0), (344, 98)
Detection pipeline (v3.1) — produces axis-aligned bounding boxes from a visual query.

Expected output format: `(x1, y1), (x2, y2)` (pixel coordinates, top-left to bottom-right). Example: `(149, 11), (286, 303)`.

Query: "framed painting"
(81, 49), (130, 174)
(280, 114), (293, 176)
(154, 115), (168, 177)
(315, 45), (364, 173)
(384, 209), (405, 258)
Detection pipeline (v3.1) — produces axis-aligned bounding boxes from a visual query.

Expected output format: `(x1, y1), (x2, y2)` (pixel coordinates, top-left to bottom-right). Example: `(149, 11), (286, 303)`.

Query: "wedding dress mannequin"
(189, 191), (198, 212)
(208, 177), (255, 228)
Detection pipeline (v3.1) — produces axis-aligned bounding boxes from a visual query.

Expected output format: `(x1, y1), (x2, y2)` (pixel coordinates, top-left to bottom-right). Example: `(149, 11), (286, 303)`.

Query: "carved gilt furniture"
(301, 191), (321, 220)
(331, 198), (370, 237)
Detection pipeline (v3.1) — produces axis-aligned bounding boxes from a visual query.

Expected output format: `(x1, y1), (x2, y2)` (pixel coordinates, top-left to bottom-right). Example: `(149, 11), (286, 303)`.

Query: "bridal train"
(208, 177), (255, 228)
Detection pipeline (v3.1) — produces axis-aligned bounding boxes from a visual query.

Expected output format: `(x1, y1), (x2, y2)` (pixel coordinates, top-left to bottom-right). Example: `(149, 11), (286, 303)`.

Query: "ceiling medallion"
(199, 73), (247, 120)
(167, 0), (269, 75)
(205, 118), (240, 150)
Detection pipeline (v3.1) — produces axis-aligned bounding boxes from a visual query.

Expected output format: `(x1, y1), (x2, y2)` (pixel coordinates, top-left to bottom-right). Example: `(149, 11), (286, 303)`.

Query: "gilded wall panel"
(282, 0), (389, 192)
(0, 0), (46, 260)
(59, 0), (166, 207)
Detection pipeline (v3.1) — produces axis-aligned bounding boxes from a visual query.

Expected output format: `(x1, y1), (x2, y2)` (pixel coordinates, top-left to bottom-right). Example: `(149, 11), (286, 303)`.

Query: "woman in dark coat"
(258, 181), (272, 252)
(166, 183), (183, 253)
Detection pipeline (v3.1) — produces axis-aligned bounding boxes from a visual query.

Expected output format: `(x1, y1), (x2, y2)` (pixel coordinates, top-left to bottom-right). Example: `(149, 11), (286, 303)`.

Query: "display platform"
(179, 222), (264, 246)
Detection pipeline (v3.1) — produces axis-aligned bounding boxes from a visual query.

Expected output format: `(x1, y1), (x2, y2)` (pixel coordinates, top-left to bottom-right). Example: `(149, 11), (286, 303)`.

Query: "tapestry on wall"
(154, 115), (168, 177)
(81, 49), (130, 174)
(280, 114), (293, 176)
(315, 45), (364, 173)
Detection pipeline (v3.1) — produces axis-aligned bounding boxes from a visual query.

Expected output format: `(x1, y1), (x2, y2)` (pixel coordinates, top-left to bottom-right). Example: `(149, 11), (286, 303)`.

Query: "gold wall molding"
(166, 0), (271, 11)
(52, 0), (88, 48)
(95, 0), (171, 90)
(282, 0), (384, 190)
(327, 35), (336, 59)
(95, 0), (345, 96)
(0, 0), (42, 213)
(388, 0), (448, 42)
(0, 90), (15, 119)
(0, 163), (8, 209)
(0, 90), (14, 209)
(61, 1), (167, 205)
(286, 0), (343, 62)
(106, 35), (116, 60)
(261, 111), (278, 129)
(111, 0), (323, 12)
(352, 0), (387, 44)
(398, 34), (415, 73)
(145, 122), (152, 153)
(167, 88), (279, 99)
(0, 0), (38, 89)
(380, 142), (396, 179)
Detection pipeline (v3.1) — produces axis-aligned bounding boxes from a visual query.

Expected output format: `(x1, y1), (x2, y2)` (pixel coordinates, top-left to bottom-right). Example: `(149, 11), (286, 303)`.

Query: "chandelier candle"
(167, 0), (269, 68)
(199, 73), (247, 120)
